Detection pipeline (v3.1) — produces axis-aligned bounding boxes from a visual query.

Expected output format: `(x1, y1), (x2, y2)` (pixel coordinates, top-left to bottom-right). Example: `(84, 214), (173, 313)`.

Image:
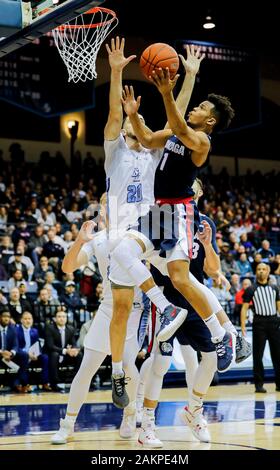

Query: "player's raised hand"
(150, 67), (179, 95)
(179, 44), (205, 76)
(121, 85), (141, 116)
(77, 221), (96, 243)
(105, 37), (136, 72)
(197, 220), (212, 246)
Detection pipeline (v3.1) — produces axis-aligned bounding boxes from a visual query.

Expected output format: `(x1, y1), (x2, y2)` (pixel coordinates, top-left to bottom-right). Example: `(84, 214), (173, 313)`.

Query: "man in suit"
(45, 309), (82, 392)
(8, 287), (32, 323)
(17, 311), (51, 391)
(0, 310), (29, 392)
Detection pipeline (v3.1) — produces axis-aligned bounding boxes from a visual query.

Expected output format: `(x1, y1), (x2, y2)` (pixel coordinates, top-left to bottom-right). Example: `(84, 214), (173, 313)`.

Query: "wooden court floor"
(0, 383), (279, 450)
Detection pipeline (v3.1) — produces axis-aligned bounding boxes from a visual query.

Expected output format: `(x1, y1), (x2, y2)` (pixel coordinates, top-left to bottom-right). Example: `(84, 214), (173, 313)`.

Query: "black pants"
(49, 352), (83, 385)
(252, 315), (280, 388)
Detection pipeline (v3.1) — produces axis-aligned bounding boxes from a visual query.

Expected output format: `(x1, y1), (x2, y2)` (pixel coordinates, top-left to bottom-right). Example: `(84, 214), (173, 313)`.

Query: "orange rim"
(54, 7), (117, 30)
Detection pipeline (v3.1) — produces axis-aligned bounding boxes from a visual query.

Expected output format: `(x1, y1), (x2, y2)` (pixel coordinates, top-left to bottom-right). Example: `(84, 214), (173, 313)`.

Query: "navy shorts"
(130, 199), (200, 258)
(159, 308), (215, 356)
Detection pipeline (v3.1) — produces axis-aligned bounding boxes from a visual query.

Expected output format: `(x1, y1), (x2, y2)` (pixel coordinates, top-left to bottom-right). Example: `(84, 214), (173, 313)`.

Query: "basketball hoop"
(52, 7), (118, 83)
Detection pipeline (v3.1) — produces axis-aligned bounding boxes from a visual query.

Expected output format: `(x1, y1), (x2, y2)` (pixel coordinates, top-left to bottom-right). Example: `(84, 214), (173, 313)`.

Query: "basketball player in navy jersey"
(109, 71), (236, 403)
(137, 178), (251, 447)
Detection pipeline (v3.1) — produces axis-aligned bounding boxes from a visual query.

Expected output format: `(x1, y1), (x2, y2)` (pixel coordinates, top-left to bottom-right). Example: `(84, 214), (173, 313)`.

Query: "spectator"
(63, 231), (74, 252)
(8, 246), (34, 281)
(77, 309), (98, 349)
(8, 269), (26, 291)
(0, 235), (14, 267)
(28, 225), (46, 267)
(44, 310), (82, 392)
(33, 288), (58, 326)
(7, 251), (28, 280)
(11, 218), (31, 247)
(0, 310), (29, 393)
(237, 253), (254, 278)
(234, 278), (252, 325)
(16, 311), (51, 391)
(33, 256), (54, 287)
(230, 273), (241, 297)
(29, 199), (42, 222)
(221, 253), (241, 277)
(210, 278), (232, 304)
(18, 281), (32, 303)
(43, 229), (65, 262)
(44, 271), (59, 299)
(59, 280), (84, 311)
(240, 233), (255, 256)
(91, 282), (104, 306)
(38, 207), (55, 231)
(67, 202), (83, 224)
(250, 252), (263, 274)
(8, 287), (32, 323)
(257, 240), (275, 263)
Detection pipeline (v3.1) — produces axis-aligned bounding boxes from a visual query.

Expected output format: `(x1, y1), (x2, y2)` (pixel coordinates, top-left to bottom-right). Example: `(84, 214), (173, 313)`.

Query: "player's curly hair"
(207, 93), (235, 132)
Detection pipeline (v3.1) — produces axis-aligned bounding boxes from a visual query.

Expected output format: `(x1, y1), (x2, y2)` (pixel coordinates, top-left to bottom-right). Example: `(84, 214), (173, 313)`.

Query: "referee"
(241, 263), (280, 393)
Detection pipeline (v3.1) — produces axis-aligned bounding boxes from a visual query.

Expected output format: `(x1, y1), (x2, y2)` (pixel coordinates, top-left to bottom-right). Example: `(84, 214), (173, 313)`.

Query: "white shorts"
(84, 302), (142, 355)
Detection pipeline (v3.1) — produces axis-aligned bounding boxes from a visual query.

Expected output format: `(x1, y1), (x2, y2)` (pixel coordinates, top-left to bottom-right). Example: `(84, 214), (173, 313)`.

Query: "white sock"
(223, 320), (238, 336)
(112, 361), (123, 375)
(142, 407), (155, 427)
(188, 393), (203, 414)
(204, 313), (225, 342)
(146, 286), (170, 312)
(65, 414), (76, 424)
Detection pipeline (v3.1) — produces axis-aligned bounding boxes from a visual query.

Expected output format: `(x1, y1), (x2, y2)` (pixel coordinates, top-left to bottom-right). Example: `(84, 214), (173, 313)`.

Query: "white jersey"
(104, 134), (162, 236)
(80, 229), (143, 308)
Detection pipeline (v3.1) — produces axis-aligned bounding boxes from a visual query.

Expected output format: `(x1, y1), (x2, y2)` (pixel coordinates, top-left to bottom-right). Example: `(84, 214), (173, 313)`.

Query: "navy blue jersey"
(151, 213), (218, 312)
(155, 134), (211, 199)
(190, 214), (218, 283)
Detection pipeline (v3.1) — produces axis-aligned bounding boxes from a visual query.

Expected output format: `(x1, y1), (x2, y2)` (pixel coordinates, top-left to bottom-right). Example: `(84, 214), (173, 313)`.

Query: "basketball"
(140, 43), (180, 80)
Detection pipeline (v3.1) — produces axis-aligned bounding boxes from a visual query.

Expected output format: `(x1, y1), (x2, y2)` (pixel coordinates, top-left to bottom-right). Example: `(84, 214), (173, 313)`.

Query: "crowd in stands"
(0, 144), (279, 391)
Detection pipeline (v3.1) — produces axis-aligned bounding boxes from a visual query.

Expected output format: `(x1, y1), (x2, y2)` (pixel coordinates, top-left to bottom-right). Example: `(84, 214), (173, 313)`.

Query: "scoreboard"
(0, 34), (95, 117)
(175, 40), (261, 131)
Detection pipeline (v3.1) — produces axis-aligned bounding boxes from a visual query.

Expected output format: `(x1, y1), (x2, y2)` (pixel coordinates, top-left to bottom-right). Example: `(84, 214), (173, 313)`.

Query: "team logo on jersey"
(132, 168), (140, 182)
(165, 139), (185, 156)
(160, 341), (173, 353)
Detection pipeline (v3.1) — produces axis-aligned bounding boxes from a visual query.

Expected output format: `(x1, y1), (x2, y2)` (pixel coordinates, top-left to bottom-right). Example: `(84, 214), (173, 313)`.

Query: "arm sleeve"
(207, 216), (219, 254)
(243, 286), (255, 303)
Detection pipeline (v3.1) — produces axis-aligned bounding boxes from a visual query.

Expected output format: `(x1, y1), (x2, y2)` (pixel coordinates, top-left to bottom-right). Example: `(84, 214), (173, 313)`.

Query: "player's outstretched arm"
(122, 85), (171, 149)
(62, 221), (96, 273)
(104, 37), (136, 141)
(173, 45), (205, 120)
(151, 68), (210, 165)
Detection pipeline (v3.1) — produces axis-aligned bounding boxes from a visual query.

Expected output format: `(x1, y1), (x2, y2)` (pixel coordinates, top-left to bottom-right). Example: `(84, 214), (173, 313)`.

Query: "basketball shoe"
(120, 406), (137, 438)
(181, 406), (210, 443)
(51, 418), (74, 445)
(156, 305), (188, 342)
(112, 371), (130, 409)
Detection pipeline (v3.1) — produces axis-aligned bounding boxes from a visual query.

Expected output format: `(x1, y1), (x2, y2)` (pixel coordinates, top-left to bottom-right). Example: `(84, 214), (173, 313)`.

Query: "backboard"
(0, 0), (104, 58)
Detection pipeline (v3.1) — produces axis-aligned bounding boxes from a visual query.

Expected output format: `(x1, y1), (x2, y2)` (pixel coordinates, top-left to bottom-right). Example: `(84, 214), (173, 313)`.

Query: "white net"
(52, 7), (118, 83)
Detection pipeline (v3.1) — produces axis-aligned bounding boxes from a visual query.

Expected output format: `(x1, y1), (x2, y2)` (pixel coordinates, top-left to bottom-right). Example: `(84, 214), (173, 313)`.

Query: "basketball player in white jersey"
(108, 72), (236, 408)
(104, 38), (207, 408)
(51, 195), (150, 444)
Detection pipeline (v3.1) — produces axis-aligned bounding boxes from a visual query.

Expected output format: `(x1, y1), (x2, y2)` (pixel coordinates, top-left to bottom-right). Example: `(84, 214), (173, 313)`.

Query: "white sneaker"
(138, 425), (163, 448)
(181, 406), (210, 443)
(119, 408), (136, 438)
(51, 418), (74, 445)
